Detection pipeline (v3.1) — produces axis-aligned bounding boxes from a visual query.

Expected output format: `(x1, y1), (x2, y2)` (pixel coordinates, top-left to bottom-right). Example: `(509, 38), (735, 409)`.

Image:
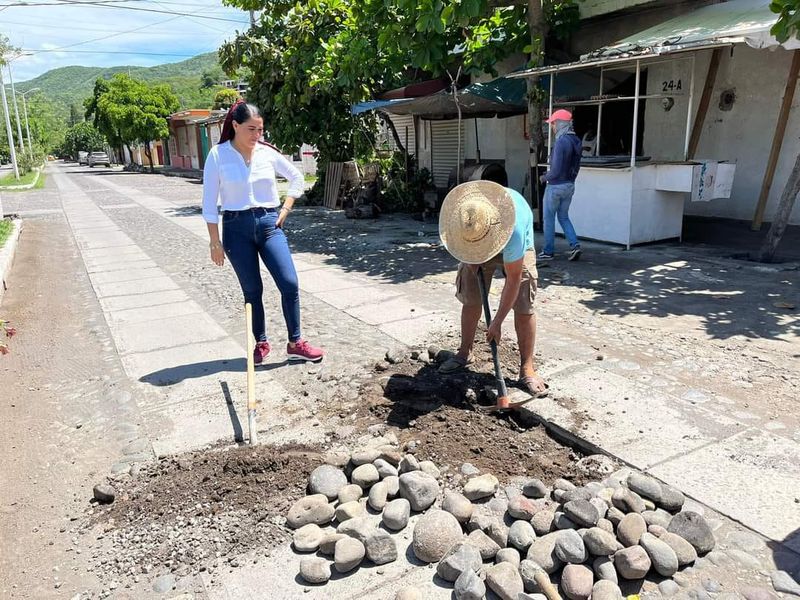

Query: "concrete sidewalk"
(79, 166), (800, 555)
(47, 162), (799, 577)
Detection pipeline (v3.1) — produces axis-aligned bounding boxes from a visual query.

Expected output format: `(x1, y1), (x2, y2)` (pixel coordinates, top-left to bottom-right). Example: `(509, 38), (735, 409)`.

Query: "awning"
(352, 77), (527, 120)
(510, 0), (798, 78)
(351, 69), (602, 119)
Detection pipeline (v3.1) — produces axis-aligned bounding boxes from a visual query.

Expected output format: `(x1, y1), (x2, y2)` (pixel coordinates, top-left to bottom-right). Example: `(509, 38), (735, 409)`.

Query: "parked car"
(78, 151), (88, 165)
(88, 151), (111, 168)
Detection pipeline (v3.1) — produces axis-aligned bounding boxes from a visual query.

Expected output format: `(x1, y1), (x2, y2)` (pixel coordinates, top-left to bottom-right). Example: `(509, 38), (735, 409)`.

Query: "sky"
(1, 0), (252, 82)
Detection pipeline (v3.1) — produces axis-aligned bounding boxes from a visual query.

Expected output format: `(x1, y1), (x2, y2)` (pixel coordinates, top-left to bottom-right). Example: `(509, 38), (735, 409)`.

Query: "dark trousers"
(222, 208), (301, 343)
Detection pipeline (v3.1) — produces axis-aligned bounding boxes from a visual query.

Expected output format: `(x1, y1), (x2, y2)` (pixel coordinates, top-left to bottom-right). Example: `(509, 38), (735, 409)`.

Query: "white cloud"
(3, 0), (251, 81)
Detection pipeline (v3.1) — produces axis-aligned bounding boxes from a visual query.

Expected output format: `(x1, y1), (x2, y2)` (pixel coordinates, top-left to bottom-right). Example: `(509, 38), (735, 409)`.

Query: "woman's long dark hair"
(219, 101), (261, 144)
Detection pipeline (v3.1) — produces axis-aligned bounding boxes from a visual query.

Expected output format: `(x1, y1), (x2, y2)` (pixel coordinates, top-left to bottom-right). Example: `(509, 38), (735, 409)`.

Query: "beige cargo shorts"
(454, 250), (538, 315)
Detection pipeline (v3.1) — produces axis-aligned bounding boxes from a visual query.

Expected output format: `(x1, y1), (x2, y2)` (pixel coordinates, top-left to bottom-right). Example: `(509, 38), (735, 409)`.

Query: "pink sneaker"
(287, 339), (324, 363)
(253, 341), (271, 365)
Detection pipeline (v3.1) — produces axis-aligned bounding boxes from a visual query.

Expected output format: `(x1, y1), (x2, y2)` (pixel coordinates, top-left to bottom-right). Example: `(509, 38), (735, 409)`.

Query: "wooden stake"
(687, 48), (723, 160)
(245, 303), (257, 445)
(752, 50), (800, 231)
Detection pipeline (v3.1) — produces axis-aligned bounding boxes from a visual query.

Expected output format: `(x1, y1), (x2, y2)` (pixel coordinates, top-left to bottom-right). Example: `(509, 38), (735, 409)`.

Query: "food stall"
(507, 5), (761, 248)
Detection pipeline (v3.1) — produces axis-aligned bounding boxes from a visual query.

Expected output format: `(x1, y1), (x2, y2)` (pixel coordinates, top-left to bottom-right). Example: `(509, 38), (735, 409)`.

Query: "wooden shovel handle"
(534, 571), (562, 600)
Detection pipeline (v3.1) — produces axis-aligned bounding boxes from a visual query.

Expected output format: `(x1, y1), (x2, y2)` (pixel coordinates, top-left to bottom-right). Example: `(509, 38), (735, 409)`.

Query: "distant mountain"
(14, 52), (226, 119)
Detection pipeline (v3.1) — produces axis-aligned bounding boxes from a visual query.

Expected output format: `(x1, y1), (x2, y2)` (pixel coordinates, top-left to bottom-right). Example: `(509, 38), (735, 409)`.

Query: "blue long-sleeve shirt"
(543, 133), (582, 185)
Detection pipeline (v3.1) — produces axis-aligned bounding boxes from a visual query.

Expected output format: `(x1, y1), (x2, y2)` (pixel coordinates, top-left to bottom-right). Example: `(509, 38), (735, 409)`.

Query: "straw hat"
(439, 180), (515, 264)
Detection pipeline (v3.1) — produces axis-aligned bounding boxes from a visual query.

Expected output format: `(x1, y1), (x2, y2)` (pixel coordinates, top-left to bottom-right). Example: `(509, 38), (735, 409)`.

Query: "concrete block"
(650, 430), (800, 551)
(99, 289), (189, 312)
(112, 313), (229, 355)
(94, 276), (180, 298)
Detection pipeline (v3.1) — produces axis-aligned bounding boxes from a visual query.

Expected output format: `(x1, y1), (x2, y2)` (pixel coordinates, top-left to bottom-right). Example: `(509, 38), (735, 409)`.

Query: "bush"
(377, 152), (434, 214)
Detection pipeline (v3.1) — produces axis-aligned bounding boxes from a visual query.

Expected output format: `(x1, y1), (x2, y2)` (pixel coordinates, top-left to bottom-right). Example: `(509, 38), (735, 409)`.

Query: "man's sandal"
(518, 373), (550, 397)
(438, 355), (473, 374)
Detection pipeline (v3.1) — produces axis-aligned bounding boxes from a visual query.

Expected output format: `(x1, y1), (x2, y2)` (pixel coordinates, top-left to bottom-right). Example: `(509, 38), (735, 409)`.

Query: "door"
(430, 120), (464, 189)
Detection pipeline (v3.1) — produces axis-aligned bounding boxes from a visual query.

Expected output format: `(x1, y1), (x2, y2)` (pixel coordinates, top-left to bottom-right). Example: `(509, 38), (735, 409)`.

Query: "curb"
(0, 218), (22, 305)
(0, 167), (42, 191)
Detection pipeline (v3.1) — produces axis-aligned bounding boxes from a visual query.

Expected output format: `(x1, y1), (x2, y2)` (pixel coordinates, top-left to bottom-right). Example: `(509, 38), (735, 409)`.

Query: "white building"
(368, 0), (800, 241)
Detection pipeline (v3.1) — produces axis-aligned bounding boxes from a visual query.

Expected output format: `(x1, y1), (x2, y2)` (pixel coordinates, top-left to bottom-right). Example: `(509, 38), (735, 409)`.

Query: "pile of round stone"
(288, 449), (716, 600)
(289, 444), (443, 584)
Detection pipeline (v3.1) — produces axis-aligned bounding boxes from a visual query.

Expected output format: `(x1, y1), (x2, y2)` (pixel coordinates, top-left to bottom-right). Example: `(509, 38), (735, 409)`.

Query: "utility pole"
(0, 67), (20, 181)
(19, 90), (36, 159)
(7, 64), (24, 153)
(249, 9), (255, 25)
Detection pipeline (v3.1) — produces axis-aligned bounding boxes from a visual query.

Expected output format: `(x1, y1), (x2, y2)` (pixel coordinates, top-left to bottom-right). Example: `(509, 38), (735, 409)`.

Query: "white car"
(78, 151), (88, 165)
(88, 151), (111, 168)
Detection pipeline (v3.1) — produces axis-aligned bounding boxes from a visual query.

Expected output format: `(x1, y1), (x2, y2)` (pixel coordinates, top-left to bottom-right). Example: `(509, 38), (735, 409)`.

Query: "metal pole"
(245, 303), (258, 445)
(630, 60), (641, 169)
(7, 65), (24, 153)
(20, 94), (33, 159)
(0, 68), (20, 180)
(547, 74), (554, 160)
(683, 54), (696, 161)
(595, 67), (604, 157)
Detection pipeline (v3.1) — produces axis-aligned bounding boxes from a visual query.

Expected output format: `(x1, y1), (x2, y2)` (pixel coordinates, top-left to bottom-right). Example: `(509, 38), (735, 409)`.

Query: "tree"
(61, 121), (107, 159)
(218, 0), (578, 171)
(68, 104), (83, 127)
(85, 74), (179, 172)
(759, 0), (800, 262)
(24, 92), (67, 155)
(212, 87), (240, 110)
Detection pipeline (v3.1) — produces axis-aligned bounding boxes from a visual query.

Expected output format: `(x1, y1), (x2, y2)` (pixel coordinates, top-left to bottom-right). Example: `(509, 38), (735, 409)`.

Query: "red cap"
(545, 109), (573, 123)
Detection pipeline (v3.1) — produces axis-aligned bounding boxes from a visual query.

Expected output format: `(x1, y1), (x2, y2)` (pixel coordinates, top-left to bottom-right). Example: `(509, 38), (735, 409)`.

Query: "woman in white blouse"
(203, 101), (324, 364)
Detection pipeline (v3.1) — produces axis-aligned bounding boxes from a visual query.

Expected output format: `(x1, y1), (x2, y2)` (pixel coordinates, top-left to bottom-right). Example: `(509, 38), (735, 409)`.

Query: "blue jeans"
(542, 182), (580, 255)
(222, 208), (301, 343)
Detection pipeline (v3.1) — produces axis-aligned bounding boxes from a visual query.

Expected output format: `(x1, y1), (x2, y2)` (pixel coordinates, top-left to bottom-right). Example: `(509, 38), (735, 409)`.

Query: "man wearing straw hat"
(437, 180), (547, 397)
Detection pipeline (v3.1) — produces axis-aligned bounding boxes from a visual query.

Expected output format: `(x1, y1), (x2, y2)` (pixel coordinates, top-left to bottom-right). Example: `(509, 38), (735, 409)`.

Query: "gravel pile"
(290, 444), (716, 599)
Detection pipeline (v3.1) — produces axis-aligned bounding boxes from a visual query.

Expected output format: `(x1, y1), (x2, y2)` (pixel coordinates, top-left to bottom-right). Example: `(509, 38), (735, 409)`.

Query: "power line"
(0, 0), (250, 22)
(1, 17), (232, 33)
(21, 49), (204, 56)
(23, 13), (185, 54)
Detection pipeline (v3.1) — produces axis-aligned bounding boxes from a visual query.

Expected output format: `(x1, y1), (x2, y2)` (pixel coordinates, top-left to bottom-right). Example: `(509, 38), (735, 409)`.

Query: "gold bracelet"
(210, 241), (222, 250)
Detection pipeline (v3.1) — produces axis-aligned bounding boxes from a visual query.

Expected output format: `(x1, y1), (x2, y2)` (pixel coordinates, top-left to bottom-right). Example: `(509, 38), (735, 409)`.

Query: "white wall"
(642, 45), (800, 225)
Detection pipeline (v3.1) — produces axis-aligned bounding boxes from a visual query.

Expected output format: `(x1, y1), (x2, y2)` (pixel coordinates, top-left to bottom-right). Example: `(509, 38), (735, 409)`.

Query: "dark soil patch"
(340, 345), (589, 486)
(90, 444), (321, 580)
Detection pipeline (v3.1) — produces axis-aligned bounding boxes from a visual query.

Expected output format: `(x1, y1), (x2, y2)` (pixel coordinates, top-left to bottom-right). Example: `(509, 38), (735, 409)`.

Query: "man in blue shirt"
(539, 109), (582, 262)
(438, 180), (548, 397)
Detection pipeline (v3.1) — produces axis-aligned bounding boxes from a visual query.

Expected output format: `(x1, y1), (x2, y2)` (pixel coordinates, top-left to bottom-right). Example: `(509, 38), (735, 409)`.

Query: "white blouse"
(202, 140), (305, 224)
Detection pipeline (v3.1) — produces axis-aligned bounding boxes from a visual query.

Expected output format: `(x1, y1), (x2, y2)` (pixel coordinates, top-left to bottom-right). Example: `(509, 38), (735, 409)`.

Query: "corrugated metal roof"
(593, 0), (798, 58)
(511, 0), (799, 78)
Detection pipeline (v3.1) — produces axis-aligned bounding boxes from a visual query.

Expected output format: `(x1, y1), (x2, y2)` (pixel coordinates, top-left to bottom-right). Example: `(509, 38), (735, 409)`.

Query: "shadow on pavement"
(535, 245), (800, 342)
(286, 208), (454, 284)
(770, 531), (800, 584)
(138, 357), (292, 386)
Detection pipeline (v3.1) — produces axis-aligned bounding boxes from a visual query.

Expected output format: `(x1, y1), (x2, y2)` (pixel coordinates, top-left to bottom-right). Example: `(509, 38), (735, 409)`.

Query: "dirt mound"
(343, 348), (587, 486)
(90, 444), (321, 580)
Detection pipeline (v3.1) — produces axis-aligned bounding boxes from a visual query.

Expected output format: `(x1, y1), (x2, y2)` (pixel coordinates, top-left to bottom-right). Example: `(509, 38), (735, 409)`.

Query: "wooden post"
(687, 48), (723, 160)
(752, 50), (800, 231)
(245, 303), (257, 445)
(758, 150), (800, 262)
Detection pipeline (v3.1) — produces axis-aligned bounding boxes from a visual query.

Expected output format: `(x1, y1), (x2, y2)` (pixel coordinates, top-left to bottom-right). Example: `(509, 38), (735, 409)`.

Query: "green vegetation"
(0, 170), (38, 187)
(85, 74), (179, 171)
(212, 88), (241, 109)
(60, 122), (107, 159)
(219, 1), (579, 166)
(13, 52), (226, 121)
(0, 219), (13, 247)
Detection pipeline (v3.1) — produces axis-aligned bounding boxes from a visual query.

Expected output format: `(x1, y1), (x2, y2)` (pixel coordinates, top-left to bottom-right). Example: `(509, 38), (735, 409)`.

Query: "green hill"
(14, 52), (226, 118)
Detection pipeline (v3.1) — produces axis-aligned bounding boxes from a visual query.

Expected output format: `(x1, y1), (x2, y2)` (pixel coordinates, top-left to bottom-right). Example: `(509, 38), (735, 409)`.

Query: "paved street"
(2, 161), (799, 598)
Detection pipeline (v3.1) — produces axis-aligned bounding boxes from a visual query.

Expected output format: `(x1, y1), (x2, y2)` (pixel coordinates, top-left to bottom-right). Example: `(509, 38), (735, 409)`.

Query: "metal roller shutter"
(431, 120), (464, 188)
(387, 115), (416, 156)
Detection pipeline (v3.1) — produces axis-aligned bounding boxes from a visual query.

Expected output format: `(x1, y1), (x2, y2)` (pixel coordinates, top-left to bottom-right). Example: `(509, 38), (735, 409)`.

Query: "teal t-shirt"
(502, 188), (534, 263)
